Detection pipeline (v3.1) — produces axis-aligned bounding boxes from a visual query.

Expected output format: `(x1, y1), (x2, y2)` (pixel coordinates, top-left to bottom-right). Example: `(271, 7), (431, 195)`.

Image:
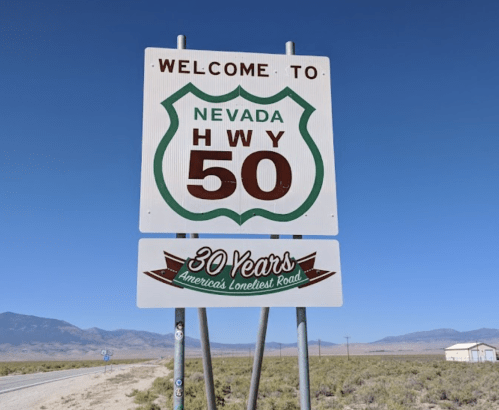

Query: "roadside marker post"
(138, 35), (341, 410)
(102, 349), (113, 373)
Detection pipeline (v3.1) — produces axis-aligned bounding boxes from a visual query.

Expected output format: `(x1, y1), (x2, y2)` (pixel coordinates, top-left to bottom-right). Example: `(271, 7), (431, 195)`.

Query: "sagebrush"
(130, 355), (499, 410)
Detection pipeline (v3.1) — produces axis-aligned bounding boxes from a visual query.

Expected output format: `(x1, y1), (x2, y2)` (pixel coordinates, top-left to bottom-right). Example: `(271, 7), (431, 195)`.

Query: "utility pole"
(318, 339), (321, 359)
(344, 336), (350, 360)
(279, 343), (282, 359)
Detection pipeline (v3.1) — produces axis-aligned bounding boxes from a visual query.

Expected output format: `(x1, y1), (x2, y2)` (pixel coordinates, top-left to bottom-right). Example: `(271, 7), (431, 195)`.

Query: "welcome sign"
(137, 238), (342, 307)
(139, 48), (338, 235)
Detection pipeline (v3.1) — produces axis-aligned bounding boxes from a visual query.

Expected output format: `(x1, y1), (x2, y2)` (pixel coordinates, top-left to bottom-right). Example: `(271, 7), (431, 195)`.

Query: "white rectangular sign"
(137, 238), (342, 308)
(140, 48), (338, 235)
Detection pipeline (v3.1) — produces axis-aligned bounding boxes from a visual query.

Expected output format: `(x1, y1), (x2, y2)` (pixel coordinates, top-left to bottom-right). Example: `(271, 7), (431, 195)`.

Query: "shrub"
(134, 390), (158, 404)
(127, 354), (499, 410)
(137, 404), (161, 410)
(126, 389), (139, 397)
(151, 376), (173, 395)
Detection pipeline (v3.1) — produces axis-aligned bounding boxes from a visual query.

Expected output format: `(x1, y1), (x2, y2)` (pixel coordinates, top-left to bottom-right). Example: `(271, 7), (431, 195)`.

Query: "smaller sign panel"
(104, 355), (110, 362)
(137, 238), (342, 308)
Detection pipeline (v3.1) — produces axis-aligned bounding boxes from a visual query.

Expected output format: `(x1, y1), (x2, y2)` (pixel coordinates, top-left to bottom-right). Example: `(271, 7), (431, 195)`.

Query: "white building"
(445, 343), (497, 362)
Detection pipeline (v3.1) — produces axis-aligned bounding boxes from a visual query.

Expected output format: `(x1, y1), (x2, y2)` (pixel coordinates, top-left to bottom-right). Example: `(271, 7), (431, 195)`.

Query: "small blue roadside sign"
(104, 355), (110, 361)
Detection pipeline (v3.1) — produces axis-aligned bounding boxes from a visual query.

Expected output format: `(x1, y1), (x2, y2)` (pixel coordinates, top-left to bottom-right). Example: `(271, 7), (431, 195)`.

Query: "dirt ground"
(0, 362), (171, 410)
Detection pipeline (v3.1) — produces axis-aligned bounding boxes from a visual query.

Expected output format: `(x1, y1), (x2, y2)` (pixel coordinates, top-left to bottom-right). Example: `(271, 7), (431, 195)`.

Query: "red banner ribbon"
(144, 251), (335, 290)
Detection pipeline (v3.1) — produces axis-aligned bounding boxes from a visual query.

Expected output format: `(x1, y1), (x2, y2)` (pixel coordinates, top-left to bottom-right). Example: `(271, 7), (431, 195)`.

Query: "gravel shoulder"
(0, 362), (170, 410)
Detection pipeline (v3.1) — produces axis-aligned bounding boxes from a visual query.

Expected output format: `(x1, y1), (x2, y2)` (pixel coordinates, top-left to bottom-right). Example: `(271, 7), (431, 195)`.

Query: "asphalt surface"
(0, 364), (129, 394)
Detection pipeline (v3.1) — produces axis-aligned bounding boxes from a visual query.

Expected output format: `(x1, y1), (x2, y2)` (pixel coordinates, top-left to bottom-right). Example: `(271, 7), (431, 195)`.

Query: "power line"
(344, 336), (350, 360)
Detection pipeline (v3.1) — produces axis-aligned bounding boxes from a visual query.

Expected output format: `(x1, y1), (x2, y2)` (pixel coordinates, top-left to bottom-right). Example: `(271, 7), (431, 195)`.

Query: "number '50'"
(187, 150), (292, 201)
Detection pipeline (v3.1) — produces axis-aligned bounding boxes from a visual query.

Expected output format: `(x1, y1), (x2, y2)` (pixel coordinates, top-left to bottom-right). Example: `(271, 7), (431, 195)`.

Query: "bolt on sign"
(139, 48), (338, 235)
(137, 238), (342, 307)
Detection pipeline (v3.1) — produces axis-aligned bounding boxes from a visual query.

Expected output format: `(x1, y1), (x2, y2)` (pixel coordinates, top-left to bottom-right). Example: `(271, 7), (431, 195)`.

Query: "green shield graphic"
(154, 83), (324, 225)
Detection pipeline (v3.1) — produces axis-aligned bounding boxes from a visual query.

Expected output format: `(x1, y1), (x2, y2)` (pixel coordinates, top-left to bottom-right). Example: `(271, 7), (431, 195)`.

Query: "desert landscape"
(2, 312), (499, 362)
(0, 361), (169, 410)
(2, 313), (499, 410)
(3, 355), (498, 410)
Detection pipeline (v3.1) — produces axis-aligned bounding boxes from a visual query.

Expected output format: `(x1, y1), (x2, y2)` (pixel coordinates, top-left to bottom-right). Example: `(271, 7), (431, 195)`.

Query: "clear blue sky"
(1, 0), (498, 344)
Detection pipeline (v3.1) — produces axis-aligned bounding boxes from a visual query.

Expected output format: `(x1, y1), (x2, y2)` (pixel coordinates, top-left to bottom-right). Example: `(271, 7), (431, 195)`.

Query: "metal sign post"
(101, 349), (113, 373)
(292, 230), (311, 410)
(191, 229), (217, 410)
(297, 307), (311, 410)
(174, 307), (185, 407)
(247, 307), (270, 410)
(174, 37), (217, 410)
(247, 232), (279, 410)
(198, 307), (216, 410)
(248, 41), (295, 410)
(174, 229), (186, 408)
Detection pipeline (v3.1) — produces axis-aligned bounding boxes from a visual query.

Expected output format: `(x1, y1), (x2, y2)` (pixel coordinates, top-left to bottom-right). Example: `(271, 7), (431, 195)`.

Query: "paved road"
(0, 364), (131, 394)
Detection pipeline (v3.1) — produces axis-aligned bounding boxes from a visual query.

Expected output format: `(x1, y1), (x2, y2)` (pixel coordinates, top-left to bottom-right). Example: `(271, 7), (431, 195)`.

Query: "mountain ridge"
(372, 328), (499, 344)
(0, 312), (336, 350)
(2, 312), (498, 351)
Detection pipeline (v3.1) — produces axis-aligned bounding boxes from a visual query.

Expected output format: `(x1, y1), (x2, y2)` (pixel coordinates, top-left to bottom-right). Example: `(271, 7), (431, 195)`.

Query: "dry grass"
(129, 355), (499, 410)
(0, 359), (147, 376)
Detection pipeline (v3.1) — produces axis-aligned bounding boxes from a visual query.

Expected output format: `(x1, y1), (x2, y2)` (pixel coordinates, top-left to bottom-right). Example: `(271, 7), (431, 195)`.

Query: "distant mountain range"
(371, 328), (499, 344)
(1, 312), (498, 353)
(0, 312), (334, 351)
